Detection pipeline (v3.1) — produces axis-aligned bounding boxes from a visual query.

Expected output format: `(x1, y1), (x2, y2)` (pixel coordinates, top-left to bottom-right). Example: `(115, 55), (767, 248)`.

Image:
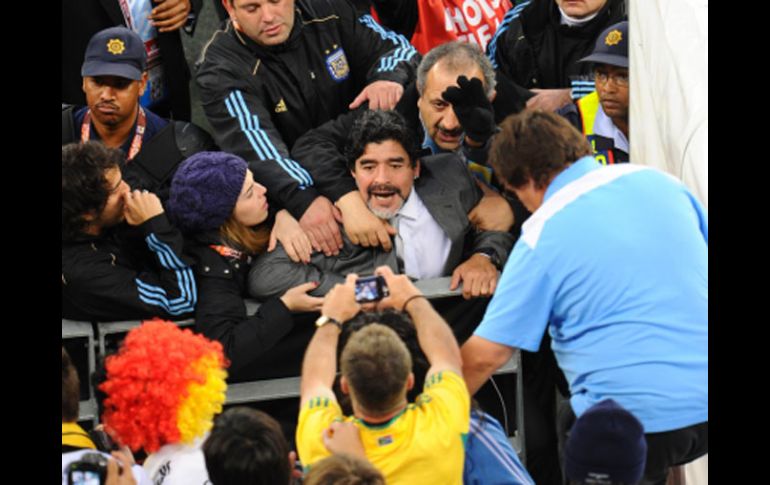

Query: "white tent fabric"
(684, 454), (709, 485)
(629, 0), (708, 209)
(630, 3), (708, 484)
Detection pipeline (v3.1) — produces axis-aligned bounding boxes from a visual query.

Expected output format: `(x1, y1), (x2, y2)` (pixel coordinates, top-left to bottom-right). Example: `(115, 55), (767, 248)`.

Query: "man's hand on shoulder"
(450, 253), (498, 300)
(526, 88), (572, 112)
(323, 421), (366, 458)
(299, 196), (344, 256)
(269, 209), (313, 264)
(469, 183), (514, 232)
(349, 80), (404, 111)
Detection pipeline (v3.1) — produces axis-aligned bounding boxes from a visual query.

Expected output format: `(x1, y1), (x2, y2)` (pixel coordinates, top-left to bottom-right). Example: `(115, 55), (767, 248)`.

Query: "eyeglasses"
(594, 71), (629, 87)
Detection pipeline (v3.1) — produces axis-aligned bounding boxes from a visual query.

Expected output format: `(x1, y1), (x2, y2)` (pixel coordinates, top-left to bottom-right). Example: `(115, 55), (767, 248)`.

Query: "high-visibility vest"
(576, 91), (629, 165)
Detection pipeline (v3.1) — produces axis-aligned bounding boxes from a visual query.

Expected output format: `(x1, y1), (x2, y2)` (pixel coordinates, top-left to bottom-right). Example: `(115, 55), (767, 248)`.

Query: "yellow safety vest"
(576, 92), (625, 165)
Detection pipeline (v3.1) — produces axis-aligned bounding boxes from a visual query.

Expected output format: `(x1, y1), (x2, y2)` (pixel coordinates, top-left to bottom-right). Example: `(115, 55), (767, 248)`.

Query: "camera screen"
(69, 470), (101, 485)
(355, 278), (380, 302)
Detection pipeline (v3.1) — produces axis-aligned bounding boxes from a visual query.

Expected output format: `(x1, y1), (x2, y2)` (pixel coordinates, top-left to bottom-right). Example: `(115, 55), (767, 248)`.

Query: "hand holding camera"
(373, 266), (424, 312)
(67, 450), (135, 485)
(320, 273), (362, 325)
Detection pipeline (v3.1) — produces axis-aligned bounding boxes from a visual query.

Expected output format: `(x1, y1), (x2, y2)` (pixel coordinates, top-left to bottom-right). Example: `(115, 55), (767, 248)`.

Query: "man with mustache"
(559, 21), (629, 164)
(248, 109), (514, 302)
(62, 27), (214, 201)
(292, 42), (526, 256)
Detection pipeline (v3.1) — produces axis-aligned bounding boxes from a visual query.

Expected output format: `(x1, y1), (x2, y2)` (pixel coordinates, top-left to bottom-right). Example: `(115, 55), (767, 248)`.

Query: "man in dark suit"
(247, 109), (514, 302)
(61, 0), (201, 121)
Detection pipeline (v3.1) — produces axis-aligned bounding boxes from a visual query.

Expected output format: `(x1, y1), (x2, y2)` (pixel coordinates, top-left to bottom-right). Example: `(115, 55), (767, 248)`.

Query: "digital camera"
(67, 452), (108, 485)
(354, 275), (389, 303)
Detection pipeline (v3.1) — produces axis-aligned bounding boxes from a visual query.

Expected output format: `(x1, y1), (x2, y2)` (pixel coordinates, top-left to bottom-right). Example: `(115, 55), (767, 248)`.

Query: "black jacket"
(195, 0), (421, 219)
(488, 0), (626, 96)
(185, 232), (303, 380)
(61, 0), (202, 121)
(62, 215), (196, 322)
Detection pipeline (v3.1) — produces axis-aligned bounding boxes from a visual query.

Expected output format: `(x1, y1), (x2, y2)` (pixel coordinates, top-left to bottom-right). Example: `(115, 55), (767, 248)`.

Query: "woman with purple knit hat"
(166, 151), (323, 382)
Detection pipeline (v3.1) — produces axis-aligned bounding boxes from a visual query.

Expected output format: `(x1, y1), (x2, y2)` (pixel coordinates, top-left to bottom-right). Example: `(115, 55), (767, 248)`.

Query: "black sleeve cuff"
(283, 187), (321, 220)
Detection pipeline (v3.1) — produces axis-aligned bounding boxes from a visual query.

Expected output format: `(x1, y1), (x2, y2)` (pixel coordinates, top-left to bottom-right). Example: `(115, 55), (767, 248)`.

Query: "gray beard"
(367, 199), (403, 220)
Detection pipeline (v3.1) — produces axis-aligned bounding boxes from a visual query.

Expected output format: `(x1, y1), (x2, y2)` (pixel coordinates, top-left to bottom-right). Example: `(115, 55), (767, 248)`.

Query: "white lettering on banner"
(462, 0), (482, 26)
(477, 24), (492, 50)
(476, 0), (495, 18)
(490, 0), (501, 8)
(465, 33), (480, 46)
(457, 33), (470, 43)
(445, 7), (468, 32)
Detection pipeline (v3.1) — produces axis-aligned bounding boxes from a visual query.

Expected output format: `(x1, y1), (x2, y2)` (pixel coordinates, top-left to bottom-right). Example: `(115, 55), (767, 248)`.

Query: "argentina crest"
(325, 48), (350, 82)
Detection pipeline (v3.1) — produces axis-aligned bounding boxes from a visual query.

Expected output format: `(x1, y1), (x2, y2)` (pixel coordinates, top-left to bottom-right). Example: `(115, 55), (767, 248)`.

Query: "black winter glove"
(441, 75), (496, 145)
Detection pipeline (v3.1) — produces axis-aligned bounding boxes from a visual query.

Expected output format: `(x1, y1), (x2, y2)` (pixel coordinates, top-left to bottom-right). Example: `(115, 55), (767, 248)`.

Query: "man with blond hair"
(297, 267), (469, 484)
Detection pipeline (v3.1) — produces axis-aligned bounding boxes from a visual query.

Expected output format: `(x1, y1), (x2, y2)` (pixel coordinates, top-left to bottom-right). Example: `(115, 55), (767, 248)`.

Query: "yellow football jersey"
(297, 371), (470, 485)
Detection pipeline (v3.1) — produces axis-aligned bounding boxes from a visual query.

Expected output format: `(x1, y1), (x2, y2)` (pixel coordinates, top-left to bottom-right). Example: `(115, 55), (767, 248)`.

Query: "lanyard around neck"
(81, 107), (146, 161)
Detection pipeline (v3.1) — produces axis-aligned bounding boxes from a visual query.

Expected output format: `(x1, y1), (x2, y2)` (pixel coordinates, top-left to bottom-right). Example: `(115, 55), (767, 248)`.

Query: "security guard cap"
(579, 21), (628, 68)
(81, 26), (147, 81)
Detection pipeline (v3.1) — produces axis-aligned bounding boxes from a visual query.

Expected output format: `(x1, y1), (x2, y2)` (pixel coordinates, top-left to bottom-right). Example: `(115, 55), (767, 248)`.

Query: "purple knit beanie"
(167, 151), (248, 233)
(565, 399), (648, 484)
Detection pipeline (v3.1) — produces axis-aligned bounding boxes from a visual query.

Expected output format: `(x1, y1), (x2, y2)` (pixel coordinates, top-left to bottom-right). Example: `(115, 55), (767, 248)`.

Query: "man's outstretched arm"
(461, 335), (515, 395)
(299, 273), (361, 407)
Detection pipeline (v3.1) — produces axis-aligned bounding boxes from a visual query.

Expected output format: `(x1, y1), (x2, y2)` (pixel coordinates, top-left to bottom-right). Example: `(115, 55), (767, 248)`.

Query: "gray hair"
(416, 41), (496, 98)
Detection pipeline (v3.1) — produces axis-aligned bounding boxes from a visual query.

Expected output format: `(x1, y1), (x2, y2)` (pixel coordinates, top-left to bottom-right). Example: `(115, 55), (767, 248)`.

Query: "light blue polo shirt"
(474, 157), (708, 433)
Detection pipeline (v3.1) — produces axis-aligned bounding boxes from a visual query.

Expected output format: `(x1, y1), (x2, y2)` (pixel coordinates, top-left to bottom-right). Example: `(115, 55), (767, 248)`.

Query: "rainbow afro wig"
(100, 319), (229, 453)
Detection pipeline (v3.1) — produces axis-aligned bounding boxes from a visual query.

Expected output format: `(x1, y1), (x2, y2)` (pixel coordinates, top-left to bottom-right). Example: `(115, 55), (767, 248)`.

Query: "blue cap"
(81, 27), (147, 81)
(564, 399), (647, 484)
(579, 21), (628, 68)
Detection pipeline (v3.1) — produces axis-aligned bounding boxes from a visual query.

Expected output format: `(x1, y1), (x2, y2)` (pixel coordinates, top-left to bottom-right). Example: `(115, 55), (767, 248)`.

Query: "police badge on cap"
(81, 26), (147, 80)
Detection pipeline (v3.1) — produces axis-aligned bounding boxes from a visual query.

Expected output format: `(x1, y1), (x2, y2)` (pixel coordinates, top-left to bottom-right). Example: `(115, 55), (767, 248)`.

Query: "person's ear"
(406, 372), (415, 391)
(139, 72), (149, 96)
(489, 88), (497, 103)
(340, 376), (350, 395)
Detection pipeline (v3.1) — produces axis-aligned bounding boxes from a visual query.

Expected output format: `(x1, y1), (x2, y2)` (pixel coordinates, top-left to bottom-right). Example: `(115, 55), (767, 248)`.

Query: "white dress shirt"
(393, 189), (452, 279)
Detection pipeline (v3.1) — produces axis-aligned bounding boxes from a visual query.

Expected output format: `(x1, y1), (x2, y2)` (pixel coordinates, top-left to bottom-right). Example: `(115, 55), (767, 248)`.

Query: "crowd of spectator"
(62, 1), (707, 484)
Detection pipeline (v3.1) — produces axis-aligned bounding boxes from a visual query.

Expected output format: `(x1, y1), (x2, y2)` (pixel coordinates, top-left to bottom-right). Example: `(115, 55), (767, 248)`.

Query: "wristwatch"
(315, 315), (343, 330)
(474, 247), (501, 269)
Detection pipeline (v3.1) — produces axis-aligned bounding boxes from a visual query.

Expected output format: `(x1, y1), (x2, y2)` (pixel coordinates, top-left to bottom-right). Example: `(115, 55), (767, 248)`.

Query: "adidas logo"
(275, 98), (287, 113)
